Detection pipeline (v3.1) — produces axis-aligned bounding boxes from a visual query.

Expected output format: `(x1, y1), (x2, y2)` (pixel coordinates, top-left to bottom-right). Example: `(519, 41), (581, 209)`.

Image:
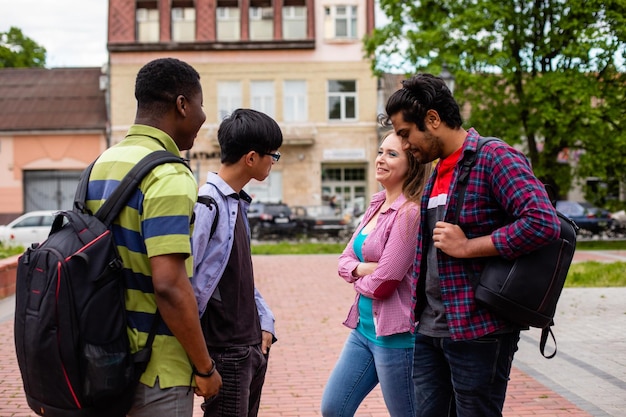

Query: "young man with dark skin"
(86, 57), (221, 417)
(384, 73), (560, 417)
(192, 108), (279, 417)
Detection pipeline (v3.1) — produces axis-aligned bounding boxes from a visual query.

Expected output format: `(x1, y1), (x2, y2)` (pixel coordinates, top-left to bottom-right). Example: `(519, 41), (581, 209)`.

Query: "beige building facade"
(107, 0), (380, 214)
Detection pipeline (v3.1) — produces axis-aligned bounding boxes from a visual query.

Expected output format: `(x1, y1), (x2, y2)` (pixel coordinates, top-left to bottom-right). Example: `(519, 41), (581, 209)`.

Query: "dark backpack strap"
(74, 161), (97, 214)
(453, 137), (500, 224)
(96, 151), (189, 226)
(132, 310), (161, 376)
(540, 324), (557, 359)
(197, 195), (220, 241)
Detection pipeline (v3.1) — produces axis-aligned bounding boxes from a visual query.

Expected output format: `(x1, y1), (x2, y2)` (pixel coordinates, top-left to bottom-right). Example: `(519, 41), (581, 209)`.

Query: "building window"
(216, 1), (241, 41)
(321, 165), (367, 214)
(282, 2), (307, 40)
(327, 80), (357, 121)
(136, 2), (159, 43)
(250, 80), (275, 117)
(250, 0), (274, 41)
(324, 5), (357, 39)
(172, 7), (196, 42)
(283, 80), (307, 122)
(217, 81), (242, 121)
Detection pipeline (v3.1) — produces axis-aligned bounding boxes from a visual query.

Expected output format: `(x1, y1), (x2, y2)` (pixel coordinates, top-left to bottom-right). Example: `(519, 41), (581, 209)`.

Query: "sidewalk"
(0, 252), (624, 416)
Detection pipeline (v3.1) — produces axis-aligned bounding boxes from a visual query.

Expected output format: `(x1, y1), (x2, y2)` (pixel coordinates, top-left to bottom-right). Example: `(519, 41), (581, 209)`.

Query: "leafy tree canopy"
(0, 26), (46, 68)
(366, 0), (626, 204)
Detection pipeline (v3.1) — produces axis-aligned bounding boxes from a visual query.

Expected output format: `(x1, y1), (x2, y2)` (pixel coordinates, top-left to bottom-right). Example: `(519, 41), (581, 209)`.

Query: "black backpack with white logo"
(14, 151), (186, 416)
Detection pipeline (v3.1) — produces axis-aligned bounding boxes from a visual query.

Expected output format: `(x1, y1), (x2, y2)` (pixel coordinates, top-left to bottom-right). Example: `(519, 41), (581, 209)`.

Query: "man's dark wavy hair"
(382, 73), (463, 131)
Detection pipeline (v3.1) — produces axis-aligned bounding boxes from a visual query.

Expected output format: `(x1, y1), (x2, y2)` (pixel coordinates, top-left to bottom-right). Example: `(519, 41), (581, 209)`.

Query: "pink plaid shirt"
(338, 191), (420, 337)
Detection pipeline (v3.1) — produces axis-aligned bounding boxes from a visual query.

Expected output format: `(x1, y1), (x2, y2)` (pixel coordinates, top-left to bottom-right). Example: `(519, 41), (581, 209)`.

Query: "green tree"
(366, 0), (626, 200)
(0, 26), (46, 68)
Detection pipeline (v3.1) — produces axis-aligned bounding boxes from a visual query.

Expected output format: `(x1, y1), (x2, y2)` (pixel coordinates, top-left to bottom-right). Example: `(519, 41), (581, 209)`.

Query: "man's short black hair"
(218, 109), (283, 164)
(135, 57), (201, 113)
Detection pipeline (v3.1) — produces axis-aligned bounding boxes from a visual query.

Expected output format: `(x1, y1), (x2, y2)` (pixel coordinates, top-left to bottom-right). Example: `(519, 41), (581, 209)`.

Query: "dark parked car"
(247, 202), (297, 239)
(291, 205), (350, 238)
(556, 201), (613, 235)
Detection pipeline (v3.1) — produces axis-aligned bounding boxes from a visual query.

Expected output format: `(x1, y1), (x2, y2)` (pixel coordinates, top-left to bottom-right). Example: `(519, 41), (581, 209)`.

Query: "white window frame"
(282, 6), (307, 40)
(216, 7), (241, 41)
(283, 80), (307, 122)
(171, 7), (196, 42)
(250, 80), (275, 118)
(327, 80), (357, 121)
(137, 8), (160, 43)
(249, 6), (274, 40)
(324, 5), (357, 39)
(217, 81), (242, 121)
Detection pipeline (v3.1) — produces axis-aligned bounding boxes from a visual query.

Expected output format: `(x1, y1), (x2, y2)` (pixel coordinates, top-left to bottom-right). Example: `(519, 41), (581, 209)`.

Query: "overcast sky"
(0, 0), (108, 68)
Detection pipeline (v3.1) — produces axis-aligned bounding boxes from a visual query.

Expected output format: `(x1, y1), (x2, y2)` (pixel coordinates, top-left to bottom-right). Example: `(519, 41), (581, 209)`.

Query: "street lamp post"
(440, 64), (455, 94)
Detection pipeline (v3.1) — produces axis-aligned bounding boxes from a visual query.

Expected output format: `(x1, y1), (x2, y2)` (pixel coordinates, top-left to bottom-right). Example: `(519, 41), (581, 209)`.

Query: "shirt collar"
(125, 124), (182, 156)
(204, 172), (252, 203)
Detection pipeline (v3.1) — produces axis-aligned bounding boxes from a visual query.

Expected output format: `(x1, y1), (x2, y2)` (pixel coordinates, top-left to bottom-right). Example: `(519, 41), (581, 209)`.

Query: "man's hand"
(194, 371), (222, 398)
(261, 330), (273, 355)
(433, 221), (469, 257)
(433, 221), (499, 258)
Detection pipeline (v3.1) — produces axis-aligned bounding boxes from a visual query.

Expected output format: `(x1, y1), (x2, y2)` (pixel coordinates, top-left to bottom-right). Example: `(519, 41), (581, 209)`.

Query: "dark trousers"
(203, 344), (268, 417)
(412, 331), (520, 417)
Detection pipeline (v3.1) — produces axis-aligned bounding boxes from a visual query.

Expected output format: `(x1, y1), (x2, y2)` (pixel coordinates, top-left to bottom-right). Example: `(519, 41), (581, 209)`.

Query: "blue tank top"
(353, 228), (414, 348)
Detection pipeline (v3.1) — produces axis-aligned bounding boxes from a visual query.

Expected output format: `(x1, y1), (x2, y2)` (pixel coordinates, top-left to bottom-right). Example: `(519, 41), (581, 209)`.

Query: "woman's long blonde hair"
(380, 129), (431, 205)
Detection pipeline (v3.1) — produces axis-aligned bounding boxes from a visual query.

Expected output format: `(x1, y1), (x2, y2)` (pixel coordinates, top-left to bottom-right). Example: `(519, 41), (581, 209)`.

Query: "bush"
(0, 243), (24, 259)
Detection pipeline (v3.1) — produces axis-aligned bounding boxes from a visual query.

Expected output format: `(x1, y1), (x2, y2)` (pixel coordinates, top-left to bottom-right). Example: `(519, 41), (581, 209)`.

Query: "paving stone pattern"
(1, 251), (625, 416)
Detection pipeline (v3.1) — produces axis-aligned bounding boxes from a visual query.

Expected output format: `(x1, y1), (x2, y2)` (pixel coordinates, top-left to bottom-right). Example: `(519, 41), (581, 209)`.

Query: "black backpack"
(14, 150), (187, 417)
(455, 137), (578, 358)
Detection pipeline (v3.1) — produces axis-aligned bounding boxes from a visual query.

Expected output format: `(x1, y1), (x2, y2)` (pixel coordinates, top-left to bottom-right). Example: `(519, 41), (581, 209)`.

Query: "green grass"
(0, 244), (24, 259)
(565, 261), (626, 287)
(250, 239), (626, 287)
(250, 239), (626, 255)
(251, 241), (346, 255)
(575, 240), (626, 250)
(3, 240), (625, 287)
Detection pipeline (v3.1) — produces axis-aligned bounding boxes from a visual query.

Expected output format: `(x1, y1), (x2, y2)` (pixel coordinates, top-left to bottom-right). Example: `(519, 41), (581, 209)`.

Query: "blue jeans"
(202, 344), (268, 417)
(321, 330), (416, 417)
(412, 331), (520, 417)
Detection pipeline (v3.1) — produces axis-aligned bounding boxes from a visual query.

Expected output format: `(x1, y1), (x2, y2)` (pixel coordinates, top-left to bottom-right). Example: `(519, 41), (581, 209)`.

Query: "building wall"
(0, 133), (105, 218)
(107, 0), (380, 210)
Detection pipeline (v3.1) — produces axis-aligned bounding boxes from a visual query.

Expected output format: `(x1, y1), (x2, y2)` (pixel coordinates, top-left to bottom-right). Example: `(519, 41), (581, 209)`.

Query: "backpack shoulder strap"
(74, 161), (96, 212)
(75, 150), (189, 226)
(457, 137), (501, 186)
(197, 195), (220, 241)
(453, 137), (501, 224)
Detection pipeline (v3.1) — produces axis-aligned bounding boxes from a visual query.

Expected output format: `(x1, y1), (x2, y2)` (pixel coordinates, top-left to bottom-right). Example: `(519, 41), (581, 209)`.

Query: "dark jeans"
(203, 344), (268, 417)
(412, 331), (520, 417)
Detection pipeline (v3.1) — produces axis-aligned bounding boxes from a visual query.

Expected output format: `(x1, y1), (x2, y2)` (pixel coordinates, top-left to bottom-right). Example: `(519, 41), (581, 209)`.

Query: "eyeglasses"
(266, 151), (281, 162)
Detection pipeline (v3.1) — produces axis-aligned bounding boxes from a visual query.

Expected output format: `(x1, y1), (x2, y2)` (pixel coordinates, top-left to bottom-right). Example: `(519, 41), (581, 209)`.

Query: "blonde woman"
(321, 131), (430, 417)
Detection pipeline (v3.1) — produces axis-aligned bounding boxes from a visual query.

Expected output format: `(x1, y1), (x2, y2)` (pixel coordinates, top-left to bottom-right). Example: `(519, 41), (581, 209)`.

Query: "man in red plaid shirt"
(383, 73), (560, 417)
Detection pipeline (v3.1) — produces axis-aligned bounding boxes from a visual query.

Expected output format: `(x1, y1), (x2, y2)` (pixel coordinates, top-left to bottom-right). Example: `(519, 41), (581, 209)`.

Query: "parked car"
(555, 201), (613, 235)
(0, 210), (56, 247)
(247, 202), (297, 239)
(291, 205), (350, 238)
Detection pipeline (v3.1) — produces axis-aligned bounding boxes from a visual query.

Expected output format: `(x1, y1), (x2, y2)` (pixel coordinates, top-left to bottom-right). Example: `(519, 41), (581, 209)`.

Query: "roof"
(0, 67), (107, 132)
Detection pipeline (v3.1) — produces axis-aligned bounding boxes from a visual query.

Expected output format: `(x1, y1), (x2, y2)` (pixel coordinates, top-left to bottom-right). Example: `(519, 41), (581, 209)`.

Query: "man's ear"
(425, 109), (441, 128)
(175, 95), (186, 116)
(244, 150), (256, 166)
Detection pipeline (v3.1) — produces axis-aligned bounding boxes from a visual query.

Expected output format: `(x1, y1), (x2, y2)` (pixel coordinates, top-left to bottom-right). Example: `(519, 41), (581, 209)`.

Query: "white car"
(0, 210), (56, 247)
